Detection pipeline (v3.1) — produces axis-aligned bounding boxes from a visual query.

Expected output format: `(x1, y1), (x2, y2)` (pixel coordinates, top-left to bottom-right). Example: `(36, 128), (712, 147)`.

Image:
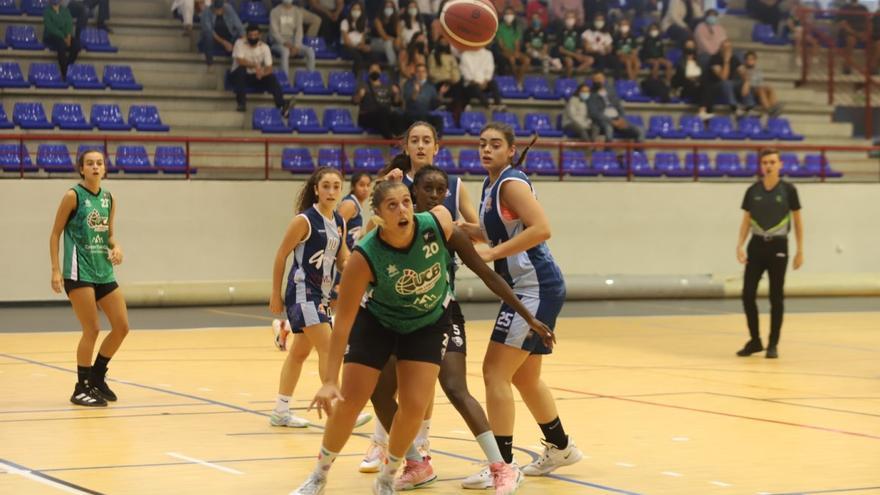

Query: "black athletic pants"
(742, 236), (788, 348)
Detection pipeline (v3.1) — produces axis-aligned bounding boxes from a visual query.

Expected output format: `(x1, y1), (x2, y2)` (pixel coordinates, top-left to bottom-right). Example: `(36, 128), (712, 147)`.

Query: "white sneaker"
(522, 438), (583, 476)
(355, 412), (373, 428)
(359, 440), (387, 473)
(273, 319), (291, 351)
(270, 411), (310, 428)
(373, 476), (396, 495)
(290, 472), (326, 495)
(461, 461), (518, 489)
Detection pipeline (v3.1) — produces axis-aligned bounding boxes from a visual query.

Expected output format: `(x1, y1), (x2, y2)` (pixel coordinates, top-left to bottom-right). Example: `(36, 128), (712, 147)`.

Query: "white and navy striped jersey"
(340, 193), (363, 250)
(285, 206), (344, 306)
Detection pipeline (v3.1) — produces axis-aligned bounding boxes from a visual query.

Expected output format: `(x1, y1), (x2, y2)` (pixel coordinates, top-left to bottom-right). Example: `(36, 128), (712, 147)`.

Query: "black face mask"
(684, 47), (696, 55)
(415, 42), (426, 52)
(247, 37), (260, 46)
(592, 82), (604, 91)
(369, 71), (381, 81)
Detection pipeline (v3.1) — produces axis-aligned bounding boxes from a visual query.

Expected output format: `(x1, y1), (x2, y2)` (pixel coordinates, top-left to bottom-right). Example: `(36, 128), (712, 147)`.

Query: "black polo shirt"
(741, 180), (801, 237)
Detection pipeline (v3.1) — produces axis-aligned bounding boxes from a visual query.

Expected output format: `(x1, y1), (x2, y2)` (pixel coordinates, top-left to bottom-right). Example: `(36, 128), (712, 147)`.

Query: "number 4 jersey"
(285, 206), (344, 306)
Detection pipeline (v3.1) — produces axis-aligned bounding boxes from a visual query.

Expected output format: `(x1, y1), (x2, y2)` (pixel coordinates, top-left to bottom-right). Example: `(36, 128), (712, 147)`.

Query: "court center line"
(706, 392), (880, 418)
(165, 452), (243, 475)
(0, 459), (104, 495)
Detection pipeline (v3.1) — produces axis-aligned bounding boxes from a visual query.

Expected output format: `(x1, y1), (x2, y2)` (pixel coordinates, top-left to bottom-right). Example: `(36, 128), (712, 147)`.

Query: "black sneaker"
(70, 382), (108, 407)
(92, 379), (117, 402)
(765, 347), (779, 359)
(236, 103), (246, 112)
(280, 99), (292, 119)
(736, 339), (764, 357)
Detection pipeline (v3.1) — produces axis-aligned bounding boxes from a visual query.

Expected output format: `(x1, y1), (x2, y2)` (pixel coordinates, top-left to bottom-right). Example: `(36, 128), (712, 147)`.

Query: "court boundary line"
(770, 486), (880, 495)
(0, 458), (104, 495)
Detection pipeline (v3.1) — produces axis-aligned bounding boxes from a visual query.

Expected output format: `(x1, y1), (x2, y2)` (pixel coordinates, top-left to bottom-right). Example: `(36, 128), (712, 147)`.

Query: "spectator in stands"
(399, 32), (429, 80)
(428, 36), (465, 120)
(562, 83), (593, 140)
(836, 0), (879, 75)
(308, 0), (343, 47)
(555, 11), (593, 77)
(496, 7), (531, 84)
(524, 12), (561, 74)
(412, 0), (441, 23)
(66, 0), (111, 34)
(399, 1), (426, 50)
(613, 18), (639, 80)
(230, 24), (292, 115)
(583, 13), (615, 72)
(491, 0), (524, 14)
(672, 38), (712, 117)
(694, 9), (727, 59)
(372, 1), (399, 67)
(787, 6), (818, 67)
(526, 0), (550, 29)
(340, 1), (375, 76)
(430, 0), (448, 42)
(641, 22), (673, 85)
(170, 0), (204, 36)
(550, 0), (584, 28)
(705, 39), (746, 117)
(403, 64), (446, 132)
(200, 0), (244, 67)
(740, 51), (782, 116)
(747, 0), (784, 35)
(354, 62), (405, 138)
(587, 72), (643, 142)
(271, 0), (318, 75)
(44, 0), (81, 81)
(662, 0), (702, 45)
(460, 46), (505, 111)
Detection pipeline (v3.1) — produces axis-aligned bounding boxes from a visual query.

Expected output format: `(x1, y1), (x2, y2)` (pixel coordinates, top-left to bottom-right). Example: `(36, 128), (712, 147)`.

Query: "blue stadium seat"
(752, 23), (788, 45)
(68, 64), (105, 89)
(103, 65), (143, 90)
(767, 118), (804, 141)
(679, 115), (717, 139)
(328, 71), (356, 95)
(803, 154), (842, 178)
(434, 148), (457, 173)
(317, 148), (346, 169)
(459, 149), (486, 175)
(323, 108), (362, 134)
(21, 0), (48, 16)
(615, 79), (652, 103)
(90, 104), (131, 131)
(5, 25), (44, 49)
(37, 144), (74, 173)
(80, 27), (118, 52)
(685, 152), (722, 177)
(13, 102), (53, 129)
(715, 153), (753, 177)
(492, 112), (532, 137)
(0, 144), (35, 172)
(460, 111), (487, 136)
(524, 76), (556, 100)
(0, 104), (14, 129)
(591, 151), (626, 177)
(353, 148), (383, 173)
(625, 115), (645, 130)
(281, 148), (314, 173)
(29, 62), (67, 89)
(654, 152), (689, 177)
(290, 108), (328, 133)
(239, 0), (269, 24)
(155, 146), (195, 174)
(431, 111), (464, 135)
(294, 70), (331, 95)
(628, 151), (661, 177)
(76, 144), (115, 172)
(495, 75), (527, 99)
(0, 62), (29, 88)
(708, 116), (746, 140)
(525, 150), (557, 176)
(303, 36), (337, 59)
(646, 115), (686, 139)
(554, 78), (578, 100)
(0, 0), (21, 15)
(52, 103), (92, 130)
(779, 153), (803, 176)
(524, 113), (564, 137)
(129, 105), (170, 132)
(116, 145), (156, 173)
(738, 116), (774, 140)
(561, 150), (593, 176)
(269, 69), (296, 94)
(253, 107), (291, 133)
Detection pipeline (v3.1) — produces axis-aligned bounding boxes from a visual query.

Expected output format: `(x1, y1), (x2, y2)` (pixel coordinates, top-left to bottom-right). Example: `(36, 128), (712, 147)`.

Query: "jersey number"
(496, 310), (515, 329)
(101, 198), (109, 208)
(422, 242), (439, 259)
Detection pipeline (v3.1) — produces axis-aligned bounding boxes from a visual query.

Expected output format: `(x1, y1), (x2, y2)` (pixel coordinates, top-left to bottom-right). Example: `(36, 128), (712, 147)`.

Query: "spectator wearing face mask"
(549, 0), (584, 27)
(562, 83), (593, 140)
(661, 0), (703, 45)
(403, 64), (446, 132)
(398, 1), (425, 50)
(199, 0), (244, 67)
(525, 0), (550, 29)
(672, 38), (712, 118)
(372, 0), (399, 67)
(583, 14), (614, 71)
(270, 0), (318, 75)
(354, 63), (405, 138)
(555, 11), (593, 77)
(524, 13), (562, 74)
(641, 22), (673, 85)
(230, 24), (292, 115)
(399, 32), (429, 80)
(694, 9), (727, 58)
(340, 1), (374, 76)
(497, 7), (531, 84)
(613, 18), (639, 80)
(587, 72), (643, 142)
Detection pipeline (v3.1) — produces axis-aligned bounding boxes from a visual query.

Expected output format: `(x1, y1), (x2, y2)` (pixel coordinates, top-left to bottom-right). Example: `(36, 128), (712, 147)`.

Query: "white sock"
(274, 394), (291, 415)
(372, 421), (388, 444)
(415, 419), (431, 446)
(378, 454), (402, 482)
(312, 446), (338, 478)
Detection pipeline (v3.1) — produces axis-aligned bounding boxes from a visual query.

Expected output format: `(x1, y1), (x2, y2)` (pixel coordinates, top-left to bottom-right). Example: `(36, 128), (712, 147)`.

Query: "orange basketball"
(439, 0), (498, 51)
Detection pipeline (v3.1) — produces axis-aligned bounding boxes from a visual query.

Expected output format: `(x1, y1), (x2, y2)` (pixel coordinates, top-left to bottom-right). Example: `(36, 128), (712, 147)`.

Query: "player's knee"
(439, 377), (470, 408)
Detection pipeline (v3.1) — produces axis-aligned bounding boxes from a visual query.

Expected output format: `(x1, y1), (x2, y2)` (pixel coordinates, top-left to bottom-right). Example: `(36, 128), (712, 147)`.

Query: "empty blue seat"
(353, 148), (383, 173)
(80, 27), (118, 52)
(654, 152), (689, 177)
(555, 78), (578, 100)
(317, 148), (346, 169)
(803, 154), (842, 178)
(155, 146), (194, 173)
(68, 64), (105, 89)
(495, 75), (527, 99)
(685, 152), (721, 177)
(492, 112), (531, 137)
(21, 0), (48, 15)
(646, 115), (686, 139)
(0, 0), (21, 15)
(281, 148), (314, 173)
(6, 25), (43, 49)
(13, 102), (53, 129)
(625, 115), (645, 130)
(615, 79), (652, 103)
(28, 62), (66, 88)
(90, 104), (131, 131)
(323, 108), (362, 134)
(524, 150), (557, 176)
(103, 65), (143, 90)
(37, 144), (74, 173)
(272, 68), (297, 94)
(738, 116), (774, 140)
(591, 151), (626, 177)
(76, 144), (115, 172)
(524, 113), (563, 137)
(459, 149), (486, 175)
(129, 105), (170, 132)
(253, 107), (290, 133)
(561, 150), (593, 176)
(524, 76), (556, 100)
(628, 151), (661, 177)
(679, 115), (716, 139)
(715, 153), (753, 177)
(752, 23), (788, 45)
(290, 108), (328, 133)
(303, 36), (337, 59)
(0, 104), (14, 129)
(431, 111), (464, 136)
(460, 111), (487, 136)
(0, 62), (29, 88)
(239, 0), (269, 23)
(767, 118), (804, 141)
(434, 148), (457, 173)
(52, 103), (92, 130)
(294, 70), (331, 95)
(328, 71), (356, 95)
(0, 144), (35, 172)
(708, 116), (746, 140)
(116, 146), (156, 173)
(779, 153), (802, 176)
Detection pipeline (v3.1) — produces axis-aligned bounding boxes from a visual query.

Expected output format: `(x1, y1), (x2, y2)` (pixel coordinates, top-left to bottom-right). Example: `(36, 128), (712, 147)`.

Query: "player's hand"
(108, 246), (123, 265)
(736, 246), (747, 264)
(269, 293), (284, 314)
(793, 251), (803, 270)
(309, 383), (343, 419)
(384, 168), (404, 182)
(476, 244), (495, 262)
(527, 318), (556, 350)
(51, 270), (63, 294)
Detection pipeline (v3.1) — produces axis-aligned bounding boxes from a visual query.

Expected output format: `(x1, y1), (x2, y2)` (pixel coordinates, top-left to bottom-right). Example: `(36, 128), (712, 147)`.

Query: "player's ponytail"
(296, 167), (343, 213)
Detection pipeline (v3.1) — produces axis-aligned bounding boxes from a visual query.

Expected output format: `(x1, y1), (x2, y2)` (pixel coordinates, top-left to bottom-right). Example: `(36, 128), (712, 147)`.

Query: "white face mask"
(594, 20), (605, 29)
(351, 9), (361, 19)
(504, 14), (515, 24)
(384, 7), (393, 16)
(408, 7), (418, 17)
(649, 29), (659, 37)
(620, 25), (630, 34)
(565, 18), (575, 28)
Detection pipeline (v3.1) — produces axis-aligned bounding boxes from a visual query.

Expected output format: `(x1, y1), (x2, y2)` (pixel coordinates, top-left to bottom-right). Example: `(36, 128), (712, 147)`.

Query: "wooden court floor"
(1, 310), (879, 495)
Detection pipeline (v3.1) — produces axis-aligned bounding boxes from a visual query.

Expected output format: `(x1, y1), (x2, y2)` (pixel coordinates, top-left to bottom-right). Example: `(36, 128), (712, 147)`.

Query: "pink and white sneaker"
(490, 462), (523, 495)
(394, 457), (437, 491)
(272, 318), (291, 351)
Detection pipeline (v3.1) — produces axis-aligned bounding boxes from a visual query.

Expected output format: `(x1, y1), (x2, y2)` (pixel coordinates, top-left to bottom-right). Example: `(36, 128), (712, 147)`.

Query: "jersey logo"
(776, 195), (782, 203)
(386, 264), (400, 277)
(87, 209), (109, 232)
(395, 263), (442, 296)
(422, 230), (437, 244)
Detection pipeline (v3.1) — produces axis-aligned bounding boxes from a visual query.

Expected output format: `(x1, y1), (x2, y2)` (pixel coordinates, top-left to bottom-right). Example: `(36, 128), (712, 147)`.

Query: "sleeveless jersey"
(340, 193), (363, 250)
(403, 172), (462, 292)
(479, 166), (565, 298)
(285, 206), (344, 306)
(355, 211), (452, 334)
(63, 184), (114, 283)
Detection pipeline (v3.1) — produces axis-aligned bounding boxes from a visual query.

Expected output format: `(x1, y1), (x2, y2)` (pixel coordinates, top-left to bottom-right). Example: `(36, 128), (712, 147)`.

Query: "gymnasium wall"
(2, 179), (878, 302)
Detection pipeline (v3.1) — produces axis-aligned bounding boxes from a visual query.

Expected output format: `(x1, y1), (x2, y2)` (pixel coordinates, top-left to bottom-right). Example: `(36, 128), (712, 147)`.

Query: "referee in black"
(735, 148), (804, 359)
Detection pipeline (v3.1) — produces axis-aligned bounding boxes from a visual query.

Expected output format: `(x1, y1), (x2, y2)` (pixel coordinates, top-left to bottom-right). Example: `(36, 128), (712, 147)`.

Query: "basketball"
(439, 0), (498, 51)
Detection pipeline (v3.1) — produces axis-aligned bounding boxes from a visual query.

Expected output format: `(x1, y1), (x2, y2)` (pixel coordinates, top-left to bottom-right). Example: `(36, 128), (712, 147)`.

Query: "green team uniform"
(63, 184), (115, 283)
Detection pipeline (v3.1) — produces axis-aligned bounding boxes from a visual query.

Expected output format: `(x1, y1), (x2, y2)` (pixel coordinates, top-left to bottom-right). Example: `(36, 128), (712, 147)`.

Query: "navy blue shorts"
(285, 299), (332, 333)
(490, 291), (565, 355)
